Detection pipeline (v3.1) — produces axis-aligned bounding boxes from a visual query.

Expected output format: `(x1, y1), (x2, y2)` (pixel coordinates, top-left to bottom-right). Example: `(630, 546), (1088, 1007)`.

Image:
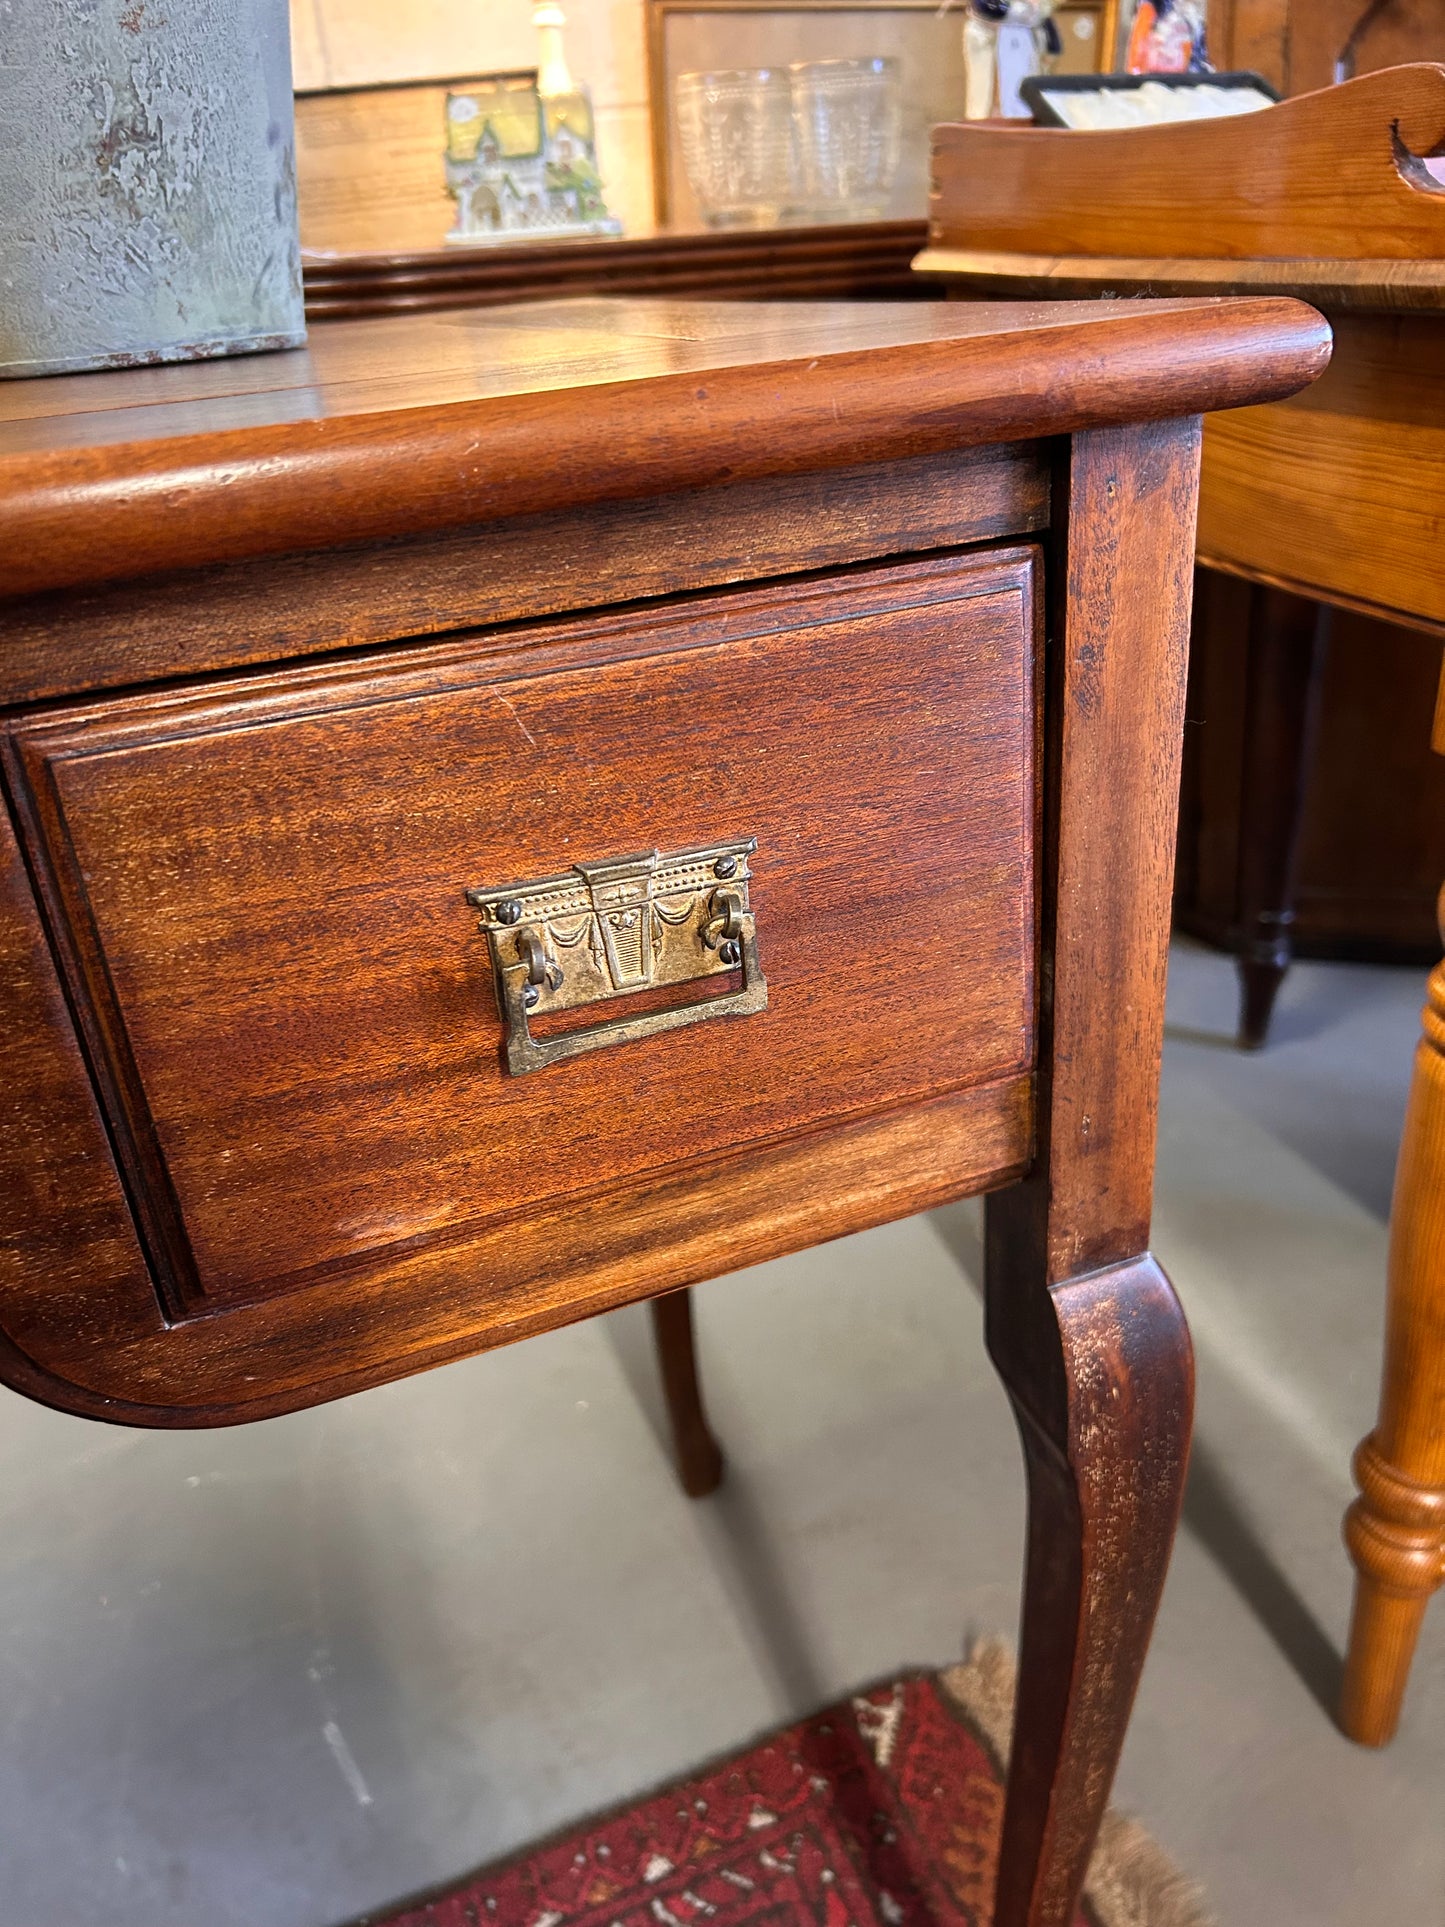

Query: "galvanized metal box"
(0, 0), (305, 378)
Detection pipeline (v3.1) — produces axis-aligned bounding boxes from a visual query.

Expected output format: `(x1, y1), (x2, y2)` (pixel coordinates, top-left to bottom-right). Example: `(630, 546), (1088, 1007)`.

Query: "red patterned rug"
(356, 1646), (1208, 1927)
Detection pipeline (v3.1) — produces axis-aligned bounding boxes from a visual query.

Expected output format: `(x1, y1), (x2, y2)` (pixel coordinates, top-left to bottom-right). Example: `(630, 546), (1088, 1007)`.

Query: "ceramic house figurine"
(444, 3), (622, 244)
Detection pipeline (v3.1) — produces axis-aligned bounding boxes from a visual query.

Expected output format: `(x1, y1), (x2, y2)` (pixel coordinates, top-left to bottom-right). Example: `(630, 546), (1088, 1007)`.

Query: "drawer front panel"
(7, 550), (1038, 1325)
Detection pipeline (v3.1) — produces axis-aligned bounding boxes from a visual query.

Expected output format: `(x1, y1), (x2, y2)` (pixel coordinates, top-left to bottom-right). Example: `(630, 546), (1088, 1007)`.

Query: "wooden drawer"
(1, 547), (1038, 1421)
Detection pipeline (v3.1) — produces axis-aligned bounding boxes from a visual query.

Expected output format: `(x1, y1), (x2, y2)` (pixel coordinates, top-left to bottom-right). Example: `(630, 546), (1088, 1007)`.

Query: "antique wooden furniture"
(303, 219), (932, 320)
(917, 63), (1445, 1045)
(1340, 684), (1445, 1746)
(0, 296), (1326, 1919)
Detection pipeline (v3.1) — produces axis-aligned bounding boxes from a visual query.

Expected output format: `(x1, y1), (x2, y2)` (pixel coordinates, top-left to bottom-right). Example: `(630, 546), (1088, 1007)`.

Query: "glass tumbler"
(675, 68), (795, 226)
(789, 57), (902, 221)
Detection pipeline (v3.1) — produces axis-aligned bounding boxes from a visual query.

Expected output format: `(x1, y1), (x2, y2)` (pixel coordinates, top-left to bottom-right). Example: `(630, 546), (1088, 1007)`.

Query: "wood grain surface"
(0, 444), (1047, 707)
(0, 296), (1329, 600)
(928, 65), (1445, 267)
(1342, 907), (1445, 1744)
(1178, 573), (1445, 965)
(1198, 312), (1445, 630)
(1209, 0), (1290, 90)
(0, 283), (1330, 1918)
(984, 423), (1200, 1926)
(0, 798), (163, 1415)
(921, 59), (1445, 1023)
(1340, 671), (1445, 1742)
(1284, 0), (1445, 95)
(914, 249), (1445, 313)
(303, 221), (932, 319)
(1, 549), (1038, 1416)
(650, 1289), (726, 1499)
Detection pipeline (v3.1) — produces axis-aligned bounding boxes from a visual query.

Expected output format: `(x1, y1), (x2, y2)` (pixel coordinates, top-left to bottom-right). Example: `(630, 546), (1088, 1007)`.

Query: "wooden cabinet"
(0, 295), (1326, 1925)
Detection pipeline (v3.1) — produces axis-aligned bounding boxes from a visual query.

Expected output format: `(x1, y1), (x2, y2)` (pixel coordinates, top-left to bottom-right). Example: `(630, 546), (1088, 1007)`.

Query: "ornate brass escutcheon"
(466, 839), (768, 1074)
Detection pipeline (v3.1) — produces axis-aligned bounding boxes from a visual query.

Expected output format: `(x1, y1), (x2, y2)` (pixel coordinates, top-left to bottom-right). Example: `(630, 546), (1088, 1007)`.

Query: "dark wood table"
(0, 295), (1325, 1923)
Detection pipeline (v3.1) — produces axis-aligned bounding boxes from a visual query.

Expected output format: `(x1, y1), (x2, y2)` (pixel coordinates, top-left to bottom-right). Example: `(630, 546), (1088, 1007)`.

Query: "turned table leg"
(1340, 937), (1445, 1745)
(1234, 585), (1330, 1050)
(650, 1288), (725, 1498)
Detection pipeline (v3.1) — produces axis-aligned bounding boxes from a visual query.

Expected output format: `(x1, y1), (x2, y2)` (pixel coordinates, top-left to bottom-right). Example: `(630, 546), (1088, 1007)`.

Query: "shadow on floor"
(602, 1301), (827, 1712)
(1164, 994), (1360, 1056)
(1163, 1023), (1243, 1053)
(604, 1259), (1348, 1738)
(1182, 1436), (1345, 1725)
(691, 1471), (829, 1712)
(924, 1206), (1349, 1728)
(1165, 947), (1420, 1221)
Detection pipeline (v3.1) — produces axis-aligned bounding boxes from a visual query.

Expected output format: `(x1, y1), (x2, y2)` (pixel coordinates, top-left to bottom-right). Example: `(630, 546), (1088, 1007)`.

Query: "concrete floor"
(2, 939), (1443, 1927)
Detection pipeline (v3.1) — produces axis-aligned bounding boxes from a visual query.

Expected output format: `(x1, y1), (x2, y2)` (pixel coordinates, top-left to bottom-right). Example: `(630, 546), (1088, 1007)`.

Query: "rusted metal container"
(0, 0), (305, 378)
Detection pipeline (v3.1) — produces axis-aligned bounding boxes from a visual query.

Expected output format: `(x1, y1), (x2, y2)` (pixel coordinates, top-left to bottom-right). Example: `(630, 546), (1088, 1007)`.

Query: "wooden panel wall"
(1212, 0), (1445, 95)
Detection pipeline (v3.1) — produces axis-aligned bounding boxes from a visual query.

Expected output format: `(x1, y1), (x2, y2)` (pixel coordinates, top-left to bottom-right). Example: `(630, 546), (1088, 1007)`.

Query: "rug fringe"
(1085, 1810), (1215, 1927)
(938, 1642), (1215, 1927)
(939, 1639), (1016, 1768)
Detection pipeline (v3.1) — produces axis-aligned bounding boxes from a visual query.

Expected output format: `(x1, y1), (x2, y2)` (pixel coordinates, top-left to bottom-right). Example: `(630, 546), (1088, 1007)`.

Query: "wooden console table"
(0, 296), (1325, 1922)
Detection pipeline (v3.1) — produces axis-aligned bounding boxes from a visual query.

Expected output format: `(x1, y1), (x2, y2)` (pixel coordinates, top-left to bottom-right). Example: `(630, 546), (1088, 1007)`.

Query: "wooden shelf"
(303, 220), (933, 319)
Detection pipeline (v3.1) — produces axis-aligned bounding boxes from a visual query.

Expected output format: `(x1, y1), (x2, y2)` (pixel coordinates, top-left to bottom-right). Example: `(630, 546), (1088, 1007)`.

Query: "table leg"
(1235, 585), (1331, 1049)
(1340, 937), (1445, 1745)
(650, 1288), (724, 1498)
(979, 420), (1200, 1925)
(986, 1232), (1193, 1926)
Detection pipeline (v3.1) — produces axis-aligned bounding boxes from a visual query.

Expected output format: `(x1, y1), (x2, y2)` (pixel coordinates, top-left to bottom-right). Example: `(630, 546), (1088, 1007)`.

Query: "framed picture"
(645, 0), (1120, 226)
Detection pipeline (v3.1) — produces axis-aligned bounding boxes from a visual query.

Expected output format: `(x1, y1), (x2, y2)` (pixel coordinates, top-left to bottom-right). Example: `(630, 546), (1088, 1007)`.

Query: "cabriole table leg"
(981, 419), (1202, 1923)
(986, 1244), (1194, 1927)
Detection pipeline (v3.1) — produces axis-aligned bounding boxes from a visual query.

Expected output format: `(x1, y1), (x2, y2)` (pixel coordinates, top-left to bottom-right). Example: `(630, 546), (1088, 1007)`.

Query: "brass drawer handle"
(466, 840), (768, 1075)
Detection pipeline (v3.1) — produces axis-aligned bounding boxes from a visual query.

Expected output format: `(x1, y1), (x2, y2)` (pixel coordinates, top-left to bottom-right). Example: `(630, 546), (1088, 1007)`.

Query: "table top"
(0, 296), (1329, 601)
